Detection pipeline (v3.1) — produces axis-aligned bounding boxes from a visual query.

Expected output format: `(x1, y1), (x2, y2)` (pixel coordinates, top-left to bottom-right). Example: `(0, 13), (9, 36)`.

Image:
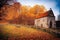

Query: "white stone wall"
(35, 17), (48, 28)
(34, 17), (56, 28)
(48, 17), (56, 28)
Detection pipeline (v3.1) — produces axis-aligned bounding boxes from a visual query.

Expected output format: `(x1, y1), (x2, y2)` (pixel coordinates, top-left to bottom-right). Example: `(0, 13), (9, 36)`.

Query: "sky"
(17, 0), (60, 20)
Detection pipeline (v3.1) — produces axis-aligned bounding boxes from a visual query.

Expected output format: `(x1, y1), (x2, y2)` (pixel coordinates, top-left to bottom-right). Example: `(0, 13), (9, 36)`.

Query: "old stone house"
(35, 8), (56, 28)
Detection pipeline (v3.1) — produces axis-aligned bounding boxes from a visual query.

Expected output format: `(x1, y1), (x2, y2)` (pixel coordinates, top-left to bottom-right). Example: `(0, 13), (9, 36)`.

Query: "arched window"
(49, 21), (52, 28)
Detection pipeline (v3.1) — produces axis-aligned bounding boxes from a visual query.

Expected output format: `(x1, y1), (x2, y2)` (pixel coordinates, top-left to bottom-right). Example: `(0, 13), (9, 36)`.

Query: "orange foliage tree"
(0, 3), (47, 24)
(0, 2), (21, 24)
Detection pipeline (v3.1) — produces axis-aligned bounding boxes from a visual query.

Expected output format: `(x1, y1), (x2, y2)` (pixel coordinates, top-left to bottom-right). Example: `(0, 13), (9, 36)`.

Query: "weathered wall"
(48, 17), (56, 28)
(35, 17), (48, 28)
(34, 17), (56, 28)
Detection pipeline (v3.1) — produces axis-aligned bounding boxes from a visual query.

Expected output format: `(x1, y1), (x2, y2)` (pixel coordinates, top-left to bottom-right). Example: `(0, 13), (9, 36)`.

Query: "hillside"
(0, 24), (60, 40)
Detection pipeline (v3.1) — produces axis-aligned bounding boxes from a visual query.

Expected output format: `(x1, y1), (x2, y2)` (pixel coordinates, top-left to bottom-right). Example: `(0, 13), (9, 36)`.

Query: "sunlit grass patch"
(0, 24), (60, 40)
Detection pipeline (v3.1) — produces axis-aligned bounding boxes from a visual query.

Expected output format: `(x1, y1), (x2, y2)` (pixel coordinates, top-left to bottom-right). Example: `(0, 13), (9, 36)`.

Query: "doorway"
(49, 21), (52, 28)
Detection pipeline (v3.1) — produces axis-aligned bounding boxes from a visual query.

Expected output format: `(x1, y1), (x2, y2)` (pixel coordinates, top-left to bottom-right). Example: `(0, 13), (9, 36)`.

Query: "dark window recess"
(49, 21), (52, 28)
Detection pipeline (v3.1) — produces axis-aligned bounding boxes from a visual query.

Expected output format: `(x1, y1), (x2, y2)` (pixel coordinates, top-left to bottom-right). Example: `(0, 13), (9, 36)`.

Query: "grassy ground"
(0, 24), (60, 40)
(36, 28), (60, 38)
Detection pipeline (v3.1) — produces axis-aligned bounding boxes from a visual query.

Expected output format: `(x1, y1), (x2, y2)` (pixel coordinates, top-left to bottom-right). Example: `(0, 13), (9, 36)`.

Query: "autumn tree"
(0, 2), (21, 24)
(0, 3), (47, 24)
(6, 2), (21, 23)
(13, 5), (47, 25)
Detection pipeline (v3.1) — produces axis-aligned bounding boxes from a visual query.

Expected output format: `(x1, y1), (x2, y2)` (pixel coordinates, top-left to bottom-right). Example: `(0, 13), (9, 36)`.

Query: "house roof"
(36, 9), (54, 19)
(36, 11), (49, 19)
